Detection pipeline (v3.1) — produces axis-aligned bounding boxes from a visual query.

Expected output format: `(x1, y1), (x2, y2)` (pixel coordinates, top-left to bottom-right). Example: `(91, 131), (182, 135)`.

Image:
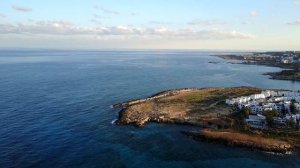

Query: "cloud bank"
(0, 13), (6, 18)
(0, 20), (255, 40)
(188, 19), (227, 26)
(250, 11), (258, 17)
(287, 20), (300, 26)
(94, 6), (119, 15)
(12, 5), (32, 12)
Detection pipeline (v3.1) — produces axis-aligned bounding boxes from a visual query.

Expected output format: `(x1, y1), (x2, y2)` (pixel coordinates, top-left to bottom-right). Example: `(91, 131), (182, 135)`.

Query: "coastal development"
(217, 51), (300, 81)
(113, 87), (300, 154)
(112, 51), (300, 155)
(113, 51), (300, 154)
(226, 90), (300, 129)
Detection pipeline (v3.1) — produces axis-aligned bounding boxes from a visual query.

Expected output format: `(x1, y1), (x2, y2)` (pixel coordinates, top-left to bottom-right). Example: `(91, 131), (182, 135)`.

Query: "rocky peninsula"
(113, 87), (260, 127)
(113, 87), (300, 154)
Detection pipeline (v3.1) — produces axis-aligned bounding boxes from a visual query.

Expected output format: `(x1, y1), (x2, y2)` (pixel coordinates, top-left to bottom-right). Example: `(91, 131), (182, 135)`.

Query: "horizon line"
(0, 47), (298, 53)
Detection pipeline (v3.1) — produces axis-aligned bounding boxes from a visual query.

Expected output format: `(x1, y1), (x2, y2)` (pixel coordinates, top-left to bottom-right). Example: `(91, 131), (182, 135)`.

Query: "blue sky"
(0, 0), (300, 50)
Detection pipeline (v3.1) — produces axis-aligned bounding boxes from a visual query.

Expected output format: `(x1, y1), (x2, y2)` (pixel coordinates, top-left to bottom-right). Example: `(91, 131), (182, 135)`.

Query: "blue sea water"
(0, 50), (300, 168)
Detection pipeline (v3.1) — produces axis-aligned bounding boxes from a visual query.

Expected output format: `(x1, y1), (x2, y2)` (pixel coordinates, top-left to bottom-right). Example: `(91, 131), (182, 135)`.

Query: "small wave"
(264, 151), (293, 155)
(111, 119), (118, 125)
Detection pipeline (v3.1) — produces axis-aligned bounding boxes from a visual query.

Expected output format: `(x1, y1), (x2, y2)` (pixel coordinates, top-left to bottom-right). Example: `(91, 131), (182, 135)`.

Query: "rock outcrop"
(183, 129), (293, 154)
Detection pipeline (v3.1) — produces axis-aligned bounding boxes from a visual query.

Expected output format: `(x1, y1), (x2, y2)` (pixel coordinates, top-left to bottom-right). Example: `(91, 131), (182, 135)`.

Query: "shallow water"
(0, 50), (300, 168)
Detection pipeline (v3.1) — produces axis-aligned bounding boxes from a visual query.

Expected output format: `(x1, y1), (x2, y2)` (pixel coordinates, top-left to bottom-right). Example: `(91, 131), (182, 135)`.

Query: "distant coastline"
(215, 52), (300, 81)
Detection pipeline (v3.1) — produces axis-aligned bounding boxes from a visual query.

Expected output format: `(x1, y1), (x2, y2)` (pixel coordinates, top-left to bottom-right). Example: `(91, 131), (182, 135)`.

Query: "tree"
(281, 104), (287, 116)
(231, 103), (239, 113)
(290, 100), (296, 114)
(264, 110), (277, 127)
(296, 117), (300, 130)
(240, 107), (250, 118)
(288, 118), (296, 128)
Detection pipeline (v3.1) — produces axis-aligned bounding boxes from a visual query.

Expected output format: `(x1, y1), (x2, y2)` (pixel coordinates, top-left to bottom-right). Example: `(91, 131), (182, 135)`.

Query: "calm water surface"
(0, 50), (300, 168)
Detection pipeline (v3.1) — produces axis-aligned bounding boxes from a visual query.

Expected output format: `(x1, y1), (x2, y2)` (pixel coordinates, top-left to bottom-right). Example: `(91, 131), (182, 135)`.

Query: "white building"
(246, 114), (266, 128)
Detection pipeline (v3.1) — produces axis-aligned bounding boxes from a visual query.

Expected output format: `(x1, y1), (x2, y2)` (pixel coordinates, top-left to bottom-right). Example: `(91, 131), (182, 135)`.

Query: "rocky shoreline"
(182, 129), (293, 154)
(216, 55), (300, 81)
(264, 70), (300, 81)
(113, 87), (260, 127)
(114, 88), (228, 127)
(112, 87), (300, 154)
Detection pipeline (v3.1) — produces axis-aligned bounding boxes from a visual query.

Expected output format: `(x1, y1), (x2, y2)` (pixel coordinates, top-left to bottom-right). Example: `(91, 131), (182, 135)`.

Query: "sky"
(0, 0), (300, 50)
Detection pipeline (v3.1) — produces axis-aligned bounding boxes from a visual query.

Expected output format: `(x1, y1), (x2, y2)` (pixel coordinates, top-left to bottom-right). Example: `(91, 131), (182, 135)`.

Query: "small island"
(113, 87), (300, 154)
(216, 51), (300, 81)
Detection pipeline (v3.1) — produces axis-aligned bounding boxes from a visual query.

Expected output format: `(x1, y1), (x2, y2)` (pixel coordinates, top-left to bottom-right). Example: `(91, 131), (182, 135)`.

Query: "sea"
(0, 50), (300, 168)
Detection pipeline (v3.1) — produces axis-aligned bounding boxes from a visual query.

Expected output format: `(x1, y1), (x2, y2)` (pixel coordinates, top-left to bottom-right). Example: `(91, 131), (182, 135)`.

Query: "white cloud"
(294, 1), (300, 6)
(90, 14), (106, 25)
(287, 20), (300, 26)
(166, 29), (255, 40)
(188, 19), (227, 26)
(94, 5), (137, 17)
(130, 12), (138, 16)
(90, 19), (102, 25)
(0, 13), (6, 18)
(92, 14), (110, 20)
(149, 21), (173, 25)
(250, 11), (258, 17)
(12, 5), (32, 12)
(0, 20), (255, 40)
(93, 14), (101, 19)
(94, 5), (119, 15)
(242, 21), (251, 25)
(0, 21), (96, 35)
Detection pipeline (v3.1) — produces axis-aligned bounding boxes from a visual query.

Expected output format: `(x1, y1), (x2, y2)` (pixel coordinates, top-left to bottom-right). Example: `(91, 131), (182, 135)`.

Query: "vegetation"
(115, 86), (300, 153)
(288, 118), (296, 128)
(281, 104), (287, 116)
(264, 110), (278, 127)
(228, 106), (252, 131)
(115, 87), (261, 127)
(290, 100), (296, 114)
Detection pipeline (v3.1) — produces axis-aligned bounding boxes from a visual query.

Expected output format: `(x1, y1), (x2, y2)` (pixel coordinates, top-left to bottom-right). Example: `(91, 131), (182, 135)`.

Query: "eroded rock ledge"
(183, 129), (292, 154)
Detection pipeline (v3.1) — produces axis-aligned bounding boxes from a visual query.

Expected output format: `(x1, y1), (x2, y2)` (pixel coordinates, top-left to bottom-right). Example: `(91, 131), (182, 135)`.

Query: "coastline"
(113, 87), (260, 127)
(182, 129), (293, 154)
(215, 55), (300, 81)
(112, 87), (300, 154)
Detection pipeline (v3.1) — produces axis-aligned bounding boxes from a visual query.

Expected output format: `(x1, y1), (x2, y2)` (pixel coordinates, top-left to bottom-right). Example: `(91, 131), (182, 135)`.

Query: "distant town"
(217, 51), (300, 81)
(219, 51), (300, 64)
(226, 90), (300, 129)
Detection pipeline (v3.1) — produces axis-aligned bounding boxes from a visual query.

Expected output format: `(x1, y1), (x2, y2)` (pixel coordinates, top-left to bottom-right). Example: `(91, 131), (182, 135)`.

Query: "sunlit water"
(0, 50), (300, 168)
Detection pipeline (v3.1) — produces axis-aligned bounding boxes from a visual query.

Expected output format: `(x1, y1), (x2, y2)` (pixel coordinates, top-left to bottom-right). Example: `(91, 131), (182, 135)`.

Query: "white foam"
(111, 119), (118, 125)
